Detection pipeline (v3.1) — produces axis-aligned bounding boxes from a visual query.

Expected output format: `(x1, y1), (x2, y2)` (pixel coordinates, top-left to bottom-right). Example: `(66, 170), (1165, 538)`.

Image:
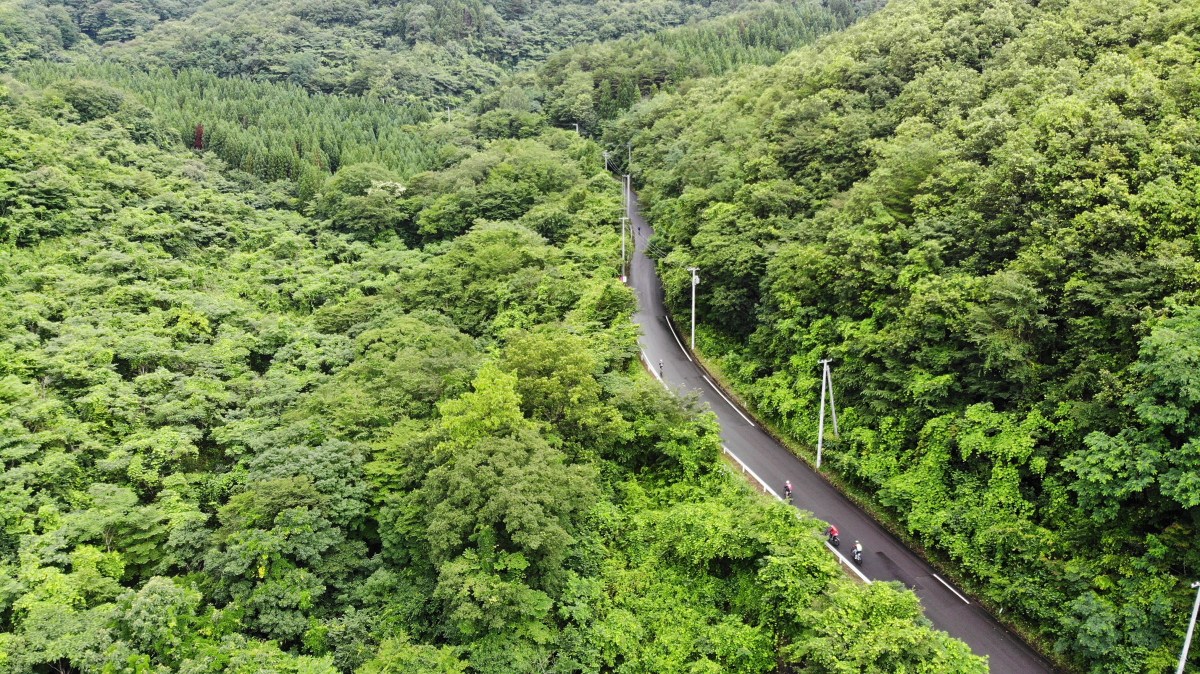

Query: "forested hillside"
(525, 2), (856, 132)
(0, 0), (1001, 669)
(31, 0), (871, 104)
(624, 0), (1200, 670)
(16, 61), (449, 199)
(0, 0), (883, 185)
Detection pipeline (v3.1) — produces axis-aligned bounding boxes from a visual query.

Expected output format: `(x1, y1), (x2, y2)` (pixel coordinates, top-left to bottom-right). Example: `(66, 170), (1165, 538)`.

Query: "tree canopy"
(622, 0), (1200, 670)
(0, 3), (983, 665)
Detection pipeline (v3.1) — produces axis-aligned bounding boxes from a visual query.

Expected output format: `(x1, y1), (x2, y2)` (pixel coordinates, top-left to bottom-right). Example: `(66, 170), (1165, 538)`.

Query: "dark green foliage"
(1073, 307), (1200, 513)
(0, 69), (978, 672)
(627, 0), (1200, 670)
(51, 0), (861, 105)
(16, 61), (444, 195)
(535, 1), (846, 130)
(54, 79), (126, 121)
(47, 0), (197, 44)
(0, 0), (999, 669)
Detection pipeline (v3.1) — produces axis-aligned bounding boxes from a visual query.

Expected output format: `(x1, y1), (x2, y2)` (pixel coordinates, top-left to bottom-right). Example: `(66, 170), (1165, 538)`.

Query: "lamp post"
(687, 267), (699, 349)
(621, 216), (627, 278)
(1177, 582), (1200, 674)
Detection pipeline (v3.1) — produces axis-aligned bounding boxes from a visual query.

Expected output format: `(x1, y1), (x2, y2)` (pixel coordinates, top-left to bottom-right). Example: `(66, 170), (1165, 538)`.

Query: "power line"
(631, 226), (674, 260)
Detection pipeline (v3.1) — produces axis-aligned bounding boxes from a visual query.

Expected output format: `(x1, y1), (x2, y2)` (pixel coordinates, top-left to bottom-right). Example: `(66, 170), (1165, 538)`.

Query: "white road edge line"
(932, 573), (971, 604)
(663, 318), (693, 361)
(722, 446), (779, 498)
(703, 375), (756, 427)
(641, 350), (669, 391)
(825, 540), (872, 584)
(723, 445), (871, 585)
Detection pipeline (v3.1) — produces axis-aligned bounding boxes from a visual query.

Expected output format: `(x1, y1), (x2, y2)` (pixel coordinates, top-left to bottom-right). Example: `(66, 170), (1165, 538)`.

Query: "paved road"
(625, 191), (1056, 674)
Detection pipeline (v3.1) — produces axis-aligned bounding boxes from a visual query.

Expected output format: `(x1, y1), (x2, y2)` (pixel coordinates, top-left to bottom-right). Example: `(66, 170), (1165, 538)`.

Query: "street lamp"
(687, 267), (699, 349)
(1178, 581), (1200, 674)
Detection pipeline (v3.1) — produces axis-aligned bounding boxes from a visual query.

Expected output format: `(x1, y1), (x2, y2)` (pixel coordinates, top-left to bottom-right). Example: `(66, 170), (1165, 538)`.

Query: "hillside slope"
(623, 0), (1200, 670)
(64, 0), (876, 104)
(0, 25), (983, 672)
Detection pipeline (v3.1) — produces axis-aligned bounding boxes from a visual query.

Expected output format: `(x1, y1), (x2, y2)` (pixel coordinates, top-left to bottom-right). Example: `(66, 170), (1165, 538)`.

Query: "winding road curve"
(626, 190), (1057, 673)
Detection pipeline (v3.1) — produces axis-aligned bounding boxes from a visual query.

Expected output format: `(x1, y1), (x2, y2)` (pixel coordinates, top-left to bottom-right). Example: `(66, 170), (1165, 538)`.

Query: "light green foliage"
(627, 0), (1200, 669)
(47, 0), (844, 106)
(15, 61), (444, 194)
(0, 0), (78, 64)
(792, 582), (986, 673)
(532, 0), (856, 133)
(1073, 307), (1200, 511)
(0, 2), (981, 670)
(359, 633), (466, 674)
(313, 163), (414, 241)
(498, 328), (622, 448)
(112, 576), (202, 666)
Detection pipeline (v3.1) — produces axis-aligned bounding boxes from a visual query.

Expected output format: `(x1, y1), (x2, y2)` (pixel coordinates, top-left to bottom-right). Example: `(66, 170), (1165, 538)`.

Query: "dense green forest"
(0, 0), (1000, 671)
(625, 0), (1200, 671)
(0, 72), (983, 673)
(18, 0), (1200, 669)
(0, 0), (881, 185)
(16, 61), (448, 198)
(33, 0), (870, 105)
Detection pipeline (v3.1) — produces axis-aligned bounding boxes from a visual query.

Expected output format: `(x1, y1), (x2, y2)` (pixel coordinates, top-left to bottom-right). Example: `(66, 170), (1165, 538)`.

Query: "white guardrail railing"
(722, 445), (871, 584)
(639, 349), (869, 583)
(641, 350), (669, 390)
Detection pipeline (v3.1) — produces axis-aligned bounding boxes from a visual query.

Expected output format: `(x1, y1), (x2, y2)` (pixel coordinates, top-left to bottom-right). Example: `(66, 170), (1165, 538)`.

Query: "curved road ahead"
(626, 191), (1056, 673)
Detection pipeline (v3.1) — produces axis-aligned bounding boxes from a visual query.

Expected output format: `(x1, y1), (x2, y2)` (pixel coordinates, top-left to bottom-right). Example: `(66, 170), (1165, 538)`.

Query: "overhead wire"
(626, 215), (682, 265)
(610, 166), (691, 270)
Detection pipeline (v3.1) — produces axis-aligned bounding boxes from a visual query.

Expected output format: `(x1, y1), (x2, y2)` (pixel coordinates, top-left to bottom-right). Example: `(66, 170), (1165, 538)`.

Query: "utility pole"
(816, 358), (838, 469)
(603, 150), (609, 172)
(687, 267), (699, 349)
(1178, 582), (1200, 674)
(627, 141), (632, 172)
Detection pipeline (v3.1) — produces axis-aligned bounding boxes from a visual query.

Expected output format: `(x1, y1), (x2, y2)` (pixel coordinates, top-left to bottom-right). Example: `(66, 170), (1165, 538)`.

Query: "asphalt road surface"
(625, 190), (1057, 674)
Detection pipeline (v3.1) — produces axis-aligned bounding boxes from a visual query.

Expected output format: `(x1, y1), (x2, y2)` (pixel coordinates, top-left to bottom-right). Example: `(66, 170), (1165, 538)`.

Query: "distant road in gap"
(626, 189), (1057, 674)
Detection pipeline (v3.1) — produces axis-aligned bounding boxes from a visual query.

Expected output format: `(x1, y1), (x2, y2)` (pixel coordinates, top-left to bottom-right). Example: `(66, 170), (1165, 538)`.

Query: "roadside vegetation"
(0, 0), (995, 671)
(626, 0), (1200, 670)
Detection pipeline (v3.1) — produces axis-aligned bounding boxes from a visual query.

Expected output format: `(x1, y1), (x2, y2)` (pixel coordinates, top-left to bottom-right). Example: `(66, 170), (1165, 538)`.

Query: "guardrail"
(640, 350), (668, 389)
(722, 445), (871, 584)
(640, 351), (870, 583)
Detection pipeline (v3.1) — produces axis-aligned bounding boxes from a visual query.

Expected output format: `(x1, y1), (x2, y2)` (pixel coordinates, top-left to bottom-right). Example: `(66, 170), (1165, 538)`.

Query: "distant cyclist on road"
(782, 480), (793, 503)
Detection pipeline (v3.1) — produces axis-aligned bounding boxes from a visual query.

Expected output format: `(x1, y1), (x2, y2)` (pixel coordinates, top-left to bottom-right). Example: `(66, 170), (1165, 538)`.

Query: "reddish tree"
(193, 124), (204, 150)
